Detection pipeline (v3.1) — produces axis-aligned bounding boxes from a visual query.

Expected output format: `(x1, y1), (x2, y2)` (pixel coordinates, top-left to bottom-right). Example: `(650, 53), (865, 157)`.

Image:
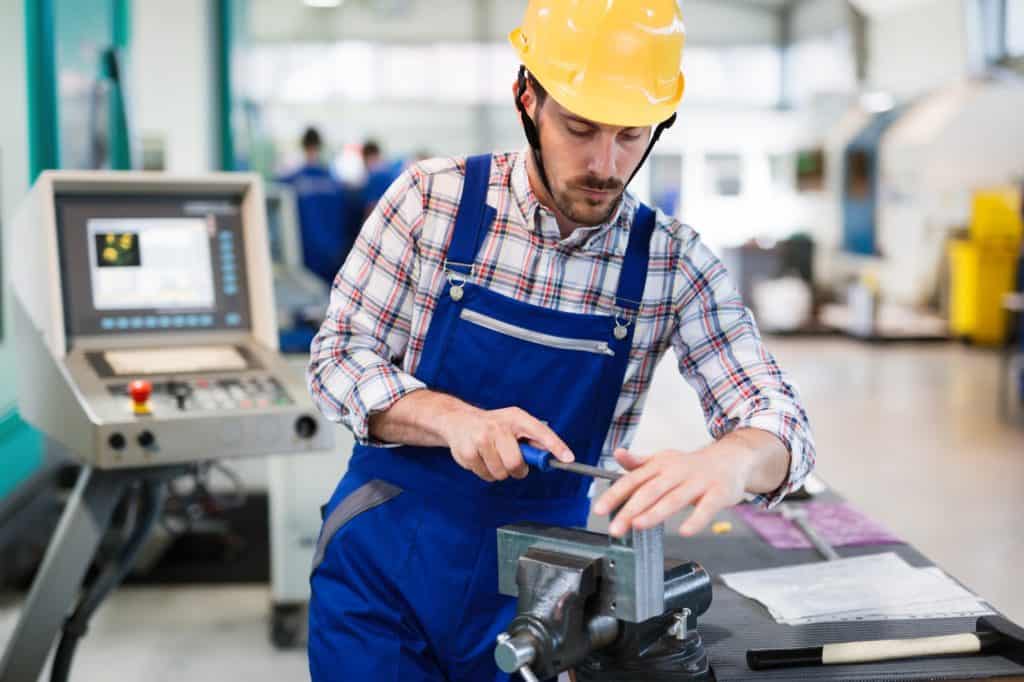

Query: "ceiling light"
(304, 0), (342, 8)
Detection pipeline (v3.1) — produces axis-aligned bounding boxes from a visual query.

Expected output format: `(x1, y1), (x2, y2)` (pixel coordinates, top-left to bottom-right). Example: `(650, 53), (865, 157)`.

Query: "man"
(276, 127), (355, 285)
(306, 2), (815, 680)
(359, 137), (405, 217)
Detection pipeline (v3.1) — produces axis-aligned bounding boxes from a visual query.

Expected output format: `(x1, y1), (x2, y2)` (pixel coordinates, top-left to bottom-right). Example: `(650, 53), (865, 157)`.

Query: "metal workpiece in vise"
(494, 522), (714, 681)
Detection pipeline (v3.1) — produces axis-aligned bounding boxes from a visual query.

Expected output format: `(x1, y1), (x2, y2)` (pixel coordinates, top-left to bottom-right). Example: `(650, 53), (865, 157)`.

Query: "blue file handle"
(519, 443), (553, 471)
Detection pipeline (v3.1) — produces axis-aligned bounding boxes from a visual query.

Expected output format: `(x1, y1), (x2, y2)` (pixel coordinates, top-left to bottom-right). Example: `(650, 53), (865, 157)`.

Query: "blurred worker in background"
(276, 127), (357, 285)
(307, 1), (816, 680)
(359, 137), (405, 217)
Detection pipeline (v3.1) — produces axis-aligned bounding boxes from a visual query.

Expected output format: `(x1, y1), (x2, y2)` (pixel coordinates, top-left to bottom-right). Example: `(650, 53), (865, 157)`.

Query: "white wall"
(0, 0), (30, 412)
(131, 0), (217, 173)
(794, 0), (973, 99)
(653, 105), (825, 251)
(866, 0), (970, 98)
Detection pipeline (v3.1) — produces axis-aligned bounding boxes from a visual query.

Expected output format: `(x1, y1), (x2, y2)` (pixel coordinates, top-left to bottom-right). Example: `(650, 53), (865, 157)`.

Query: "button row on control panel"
(106, 413), (319, 458)
(99, 313), (245, 331)
(108, 377), (292, 412)
(219, 233), (239, 296)
(100, 315), (215, 331)
(108, 431), (155, 450)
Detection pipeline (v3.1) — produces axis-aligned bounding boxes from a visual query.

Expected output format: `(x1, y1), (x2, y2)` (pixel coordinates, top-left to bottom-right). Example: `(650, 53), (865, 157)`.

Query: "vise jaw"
(497, 522), (672, 623)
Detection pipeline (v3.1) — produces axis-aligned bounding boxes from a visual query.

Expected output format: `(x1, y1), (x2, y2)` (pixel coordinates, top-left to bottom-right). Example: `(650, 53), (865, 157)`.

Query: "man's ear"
(512, 78), (537, 118)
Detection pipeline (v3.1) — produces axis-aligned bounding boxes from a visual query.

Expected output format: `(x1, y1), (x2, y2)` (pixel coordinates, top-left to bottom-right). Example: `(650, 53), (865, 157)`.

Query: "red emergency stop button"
(129, 380), (152, 416)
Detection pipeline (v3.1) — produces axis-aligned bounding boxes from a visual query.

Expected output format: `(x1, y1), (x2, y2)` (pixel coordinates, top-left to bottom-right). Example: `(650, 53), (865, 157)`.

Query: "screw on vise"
(495, 632), (540, 682)
(669, 608), (692, 641)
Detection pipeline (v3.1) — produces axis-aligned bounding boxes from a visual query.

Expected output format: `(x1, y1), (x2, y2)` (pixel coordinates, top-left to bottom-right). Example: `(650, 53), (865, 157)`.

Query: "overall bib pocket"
(460, 309), (615, 357)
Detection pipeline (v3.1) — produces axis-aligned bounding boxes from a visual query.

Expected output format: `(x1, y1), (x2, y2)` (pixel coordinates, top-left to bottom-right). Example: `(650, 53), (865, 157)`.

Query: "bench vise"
(494, 522), (714, 681)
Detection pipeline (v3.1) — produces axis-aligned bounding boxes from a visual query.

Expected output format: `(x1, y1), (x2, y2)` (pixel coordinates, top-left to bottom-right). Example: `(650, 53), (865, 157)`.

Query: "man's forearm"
(367, 389), (479, 447)
(721, 428), (791, 495)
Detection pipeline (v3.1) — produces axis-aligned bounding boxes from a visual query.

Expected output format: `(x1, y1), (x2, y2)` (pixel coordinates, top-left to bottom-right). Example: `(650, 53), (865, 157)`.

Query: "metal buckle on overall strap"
(613, 296), (642, 341)
(444, 259), (473, 301)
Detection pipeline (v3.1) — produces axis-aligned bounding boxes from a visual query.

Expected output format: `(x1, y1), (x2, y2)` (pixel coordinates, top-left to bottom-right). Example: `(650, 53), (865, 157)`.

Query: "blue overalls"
(308, 155), (656, 681)
(277, 164), (355, 286)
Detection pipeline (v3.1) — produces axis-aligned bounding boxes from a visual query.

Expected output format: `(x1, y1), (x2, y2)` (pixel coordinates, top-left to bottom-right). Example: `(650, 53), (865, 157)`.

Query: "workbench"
(587, 489), (1024, 681)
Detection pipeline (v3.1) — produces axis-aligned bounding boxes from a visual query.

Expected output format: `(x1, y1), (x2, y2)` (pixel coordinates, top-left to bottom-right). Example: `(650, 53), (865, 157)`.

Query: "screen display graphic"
(87, 218), (215, 311)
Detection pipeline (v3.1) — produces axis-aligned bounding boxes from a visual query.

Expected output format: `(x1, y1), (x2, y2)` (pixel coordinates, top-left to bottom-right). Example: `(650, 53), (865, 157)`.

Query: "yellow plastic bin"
(948, 239), (1020, 346)
(970, 189), (1023, 244)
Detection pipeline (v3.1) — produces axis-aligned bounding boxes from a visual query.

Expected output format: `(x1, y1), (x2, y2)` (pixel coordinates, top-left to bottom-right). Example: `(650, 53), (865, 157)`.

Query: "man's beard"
(550, 172), (626, 227)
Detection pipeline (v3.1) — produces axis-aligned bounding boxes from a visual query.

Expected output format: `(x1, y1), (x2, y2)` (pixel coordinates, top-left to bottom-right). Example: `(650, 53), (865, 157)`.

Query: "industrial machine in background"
(264, 183), (329, 354)
(0, 171), (334, 682)
(720, 236), (816, 334)
(262, 182), (350, 648)
(875, 80), (1024, 309)
(816, 78), (1024, 341)
(839, 107), (904, 259)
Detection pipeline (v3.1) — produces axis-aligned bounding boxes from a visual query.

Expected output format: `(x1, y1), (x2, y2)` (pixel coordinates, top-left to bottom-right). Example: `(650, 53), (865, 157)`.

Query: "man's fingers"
(478, 438), (509, 481)
(592, 463), (659, 516)
(474, 464), (496, 483)
(613, 447), (646, 471)
(633, 479), (707, 531)
(679, 488), (729, 537)
(464, 455), (494, 482)
(495, 429), (528, 479)
(607, 475), (677, 537)
(511, 410), (574, 463)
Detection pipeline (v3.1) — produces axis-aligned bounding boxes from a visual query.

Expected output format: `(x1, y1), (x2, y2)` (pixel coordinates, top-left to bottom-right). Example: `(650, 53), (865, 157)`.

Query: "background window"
(705, 153), (743, 197)
(1008, 0), (1024, 56)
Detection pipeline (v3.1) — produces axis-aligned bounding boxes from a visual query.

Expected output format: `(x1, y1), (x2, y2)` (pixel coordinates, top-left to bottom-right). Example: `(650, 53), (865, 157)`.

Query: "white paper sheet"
(721, 554), (994, 625)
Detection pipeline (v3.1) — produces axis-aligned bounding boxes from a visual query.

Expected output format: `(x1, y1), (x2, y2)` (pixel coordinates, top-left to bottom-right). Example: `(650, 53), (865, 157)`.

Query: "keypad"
(108, 376), (292, 411)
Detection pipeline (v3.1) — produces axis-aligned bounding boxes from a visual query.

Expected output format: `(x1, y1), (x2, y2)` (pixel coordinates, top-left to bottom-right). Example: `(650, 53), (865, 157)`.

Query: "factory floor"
(1, 337), (1022, 680)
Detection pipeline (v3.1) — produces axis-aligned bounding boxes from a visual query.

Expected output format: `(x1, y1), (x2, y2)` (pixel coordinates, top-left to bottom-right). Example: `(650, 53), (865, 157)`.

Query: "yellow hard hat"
(509, 0), (687, 128)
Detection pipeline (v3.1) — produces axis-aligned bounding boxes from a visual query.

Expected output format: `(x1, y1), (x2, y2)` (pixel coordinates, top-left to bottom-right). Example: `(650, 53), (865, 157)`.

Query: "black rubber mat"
(662, 507), (1024, 681)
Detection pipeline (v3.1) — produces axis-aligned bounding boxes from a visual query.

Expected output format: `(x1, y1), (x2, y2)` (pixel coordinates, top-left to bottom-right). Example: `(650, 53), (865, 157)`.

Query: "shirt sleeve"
(670, 230), (816, 508)
(306, 167), (428, 444)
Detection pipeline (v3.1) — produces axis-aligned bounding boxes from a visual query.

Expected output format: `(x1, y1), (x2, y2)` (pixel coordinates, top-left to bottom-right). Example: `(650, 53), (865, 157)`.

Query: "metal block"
(615, 525), (665, 623)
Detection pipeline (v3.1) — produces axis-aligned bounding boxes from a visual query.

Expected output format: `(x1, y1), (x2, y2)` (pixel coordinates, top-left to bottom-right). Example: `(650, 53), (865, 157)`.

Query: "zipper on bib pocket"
(460, 309), (615, 357)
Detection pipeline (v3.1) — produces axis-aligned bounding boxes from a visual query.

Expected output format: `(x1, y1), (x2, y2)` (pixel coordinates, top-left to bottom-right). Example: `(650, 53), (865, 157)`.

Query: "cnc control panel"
(10, 171), (335, 469)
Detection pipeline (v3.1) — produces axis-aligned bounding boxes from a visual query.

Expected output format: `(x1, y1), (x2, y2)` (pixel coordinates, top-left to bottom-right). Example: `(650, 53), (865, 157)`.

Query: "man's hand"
(369, 390), (574, 482)
(438, 405), (574, 483)
(592, 430), (790, 537)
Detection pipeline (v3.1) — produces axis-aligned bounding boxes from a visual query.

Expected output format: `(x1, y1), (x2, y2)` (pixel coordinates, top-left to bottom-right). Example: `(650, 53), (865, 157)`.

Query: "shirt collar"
(509, 149), (635, 248)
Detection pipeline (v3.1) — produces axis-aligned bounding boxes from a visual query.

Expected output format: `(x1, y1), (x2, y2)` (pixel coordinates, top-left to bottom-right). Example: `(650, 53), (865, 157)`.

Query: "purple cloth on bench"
(734, 502), (903, 550)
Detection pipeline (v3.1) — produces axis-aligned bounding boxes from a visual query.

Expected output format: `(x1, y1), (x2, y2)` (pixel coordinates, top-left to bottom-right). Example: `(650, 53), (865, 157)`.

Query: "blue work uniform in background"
(308, 155), (657, 681)
(361, 158), (405, 214)
(277, 164), (358, 286)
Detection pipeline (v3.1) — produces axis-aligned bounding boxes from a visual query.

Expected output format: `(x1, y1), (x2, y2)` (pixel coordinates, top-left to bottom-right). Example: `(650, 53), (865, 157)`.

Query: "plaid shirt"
(308, 151), (815, 506)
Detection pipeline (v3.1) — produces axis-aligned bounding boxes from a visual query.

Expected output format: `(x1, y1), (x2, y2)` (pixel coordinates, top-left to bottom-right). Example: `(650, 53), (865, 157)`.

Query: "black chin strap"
(627, 112), (677, 188)
(515, 66), (555, 199)
(515, 65), (678, 199)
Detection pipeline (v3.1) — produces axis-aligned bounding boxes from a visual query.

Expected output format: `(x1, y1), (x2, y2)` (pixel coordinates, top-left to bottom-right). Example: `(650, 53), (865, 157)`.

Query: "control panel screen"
(56, 193), (253, 340)
(89, 218), (216, 311)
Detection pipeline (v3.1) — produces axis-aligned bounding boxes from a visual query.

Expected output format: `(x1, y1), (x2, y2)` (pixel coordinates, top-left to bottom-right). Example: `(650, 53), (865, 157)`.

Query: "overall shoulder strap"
(445, 154), (497, 276)
(614, 202), (658, 314)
